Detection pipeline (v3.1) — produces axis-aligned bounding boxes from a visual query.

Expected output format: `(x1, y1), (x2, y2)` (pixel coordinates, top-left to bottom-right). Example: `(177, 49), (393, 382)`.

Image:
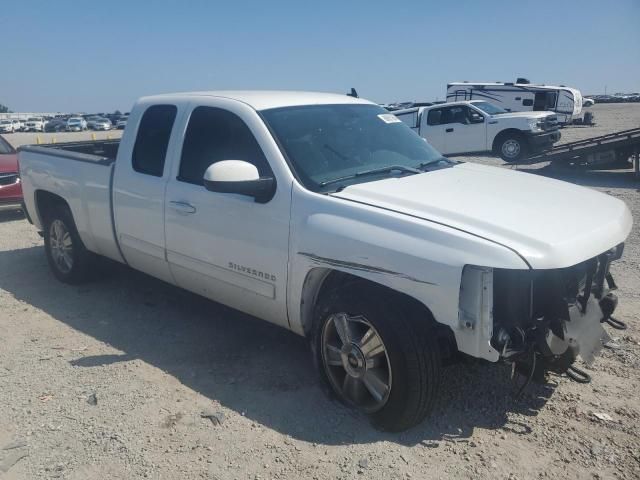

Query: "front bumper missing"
(492, 245), (624, 383)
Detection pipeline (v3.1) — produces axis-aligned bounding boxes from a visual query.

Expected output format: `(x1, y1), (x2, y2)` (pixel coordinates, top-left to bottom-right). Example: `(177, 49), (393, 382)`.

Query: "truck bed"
(19, 139), (120, 165)
(18, 139), (124, 263)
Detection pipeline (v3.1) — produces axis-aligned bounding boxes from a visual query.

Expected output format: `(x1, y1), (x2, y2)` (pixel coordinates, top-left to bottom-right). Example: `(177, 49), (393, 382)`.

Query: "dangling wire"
(515, 348), (536, 399)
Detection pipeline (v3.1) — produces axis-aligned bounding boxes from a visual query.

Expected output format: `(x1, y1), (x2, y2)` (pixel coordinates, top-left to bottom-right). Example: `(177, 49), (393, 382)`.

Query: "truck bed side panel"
(19, 148), (124, 263)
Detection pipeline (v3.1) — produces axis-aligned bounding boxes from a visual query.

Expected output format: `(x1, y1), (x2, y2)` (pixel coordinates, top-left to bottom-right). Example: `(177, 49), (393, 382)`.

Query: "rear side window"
(427, 109), (443, 125)
(178, 106), (270, 185)
(132, 104), (177, 177)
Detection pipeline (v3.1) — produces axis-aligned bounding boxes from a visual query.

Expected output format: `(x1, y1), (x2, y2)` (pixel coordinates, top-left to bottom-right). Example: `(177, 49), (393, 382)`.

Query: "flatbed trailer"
(516, 127), (640, 176)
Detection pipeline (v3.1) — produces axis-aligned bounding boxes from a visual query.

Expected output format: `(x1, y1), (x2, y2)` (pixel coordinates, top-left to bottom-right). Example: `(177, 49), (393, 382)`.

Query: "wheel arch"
(299, 267), (458, 362)
(492, 128), (526, 153)
(34, 190), (72, 227)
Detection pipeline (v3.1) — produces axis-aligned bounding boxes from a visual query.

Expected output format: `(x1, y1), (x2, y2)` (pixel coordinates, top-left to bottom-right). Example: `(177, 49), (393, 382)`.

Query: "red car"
(0, 135), (22, 206)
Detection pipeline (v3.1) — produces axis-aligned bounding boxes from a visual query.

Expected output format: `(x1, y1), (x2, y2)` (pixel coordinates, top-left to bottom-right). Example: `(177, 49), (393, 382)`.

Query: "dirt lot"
(0, 104), (639, 479)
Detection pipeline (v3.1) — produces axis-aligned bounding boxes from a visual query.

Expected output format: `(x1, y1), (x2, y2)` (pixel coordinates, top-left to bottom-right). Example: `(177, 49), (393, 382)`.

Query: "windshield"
(472, 101), (507, 115)
(261, 104), (448, 192)
(0, 121), (10, 124)
(69, 119), (81, 123)
(28, 118), (40, 121)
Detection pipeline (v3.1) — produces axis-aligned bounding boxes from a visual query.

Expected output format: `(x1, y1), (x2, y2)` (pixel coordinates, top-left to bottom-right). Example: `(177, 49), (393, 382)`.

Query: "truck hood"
(331, 163), (632, 269)
(491, 111), (554, 120)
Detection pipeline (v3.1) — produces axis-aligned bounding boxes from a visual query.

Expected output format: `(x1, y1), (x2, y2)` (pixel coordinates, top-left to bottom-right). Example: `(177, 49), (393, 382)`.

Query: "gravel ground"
(0, 103), (639, 479)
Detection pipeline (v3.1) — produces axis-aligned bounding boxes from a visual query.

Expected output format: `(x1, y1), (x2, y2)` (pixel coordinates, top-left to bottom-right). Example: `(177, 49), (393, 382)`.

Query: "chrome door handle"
(169, 200), (196, 214)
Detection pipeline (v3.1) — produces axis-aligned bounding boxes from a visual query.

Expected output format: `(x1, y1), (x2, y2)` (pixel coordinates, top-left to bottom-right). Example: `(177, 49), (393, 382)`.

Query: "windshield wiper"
(417, 157), (452, 170)
(319, 165), (420, 187)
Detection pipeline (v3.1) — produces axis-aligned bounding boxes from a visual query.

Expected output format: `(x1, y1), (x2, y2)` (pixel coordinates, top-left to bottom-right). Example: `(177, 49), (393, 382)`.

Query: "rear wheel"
(313, 283), (442, 431)
(43, 206), (93, 284)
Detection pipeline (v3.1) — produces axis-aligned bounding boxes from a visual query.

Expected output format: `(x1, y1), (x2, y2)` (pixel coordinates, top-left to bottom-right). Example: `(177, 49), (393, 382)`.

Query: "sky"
(2, 0), (639, 113)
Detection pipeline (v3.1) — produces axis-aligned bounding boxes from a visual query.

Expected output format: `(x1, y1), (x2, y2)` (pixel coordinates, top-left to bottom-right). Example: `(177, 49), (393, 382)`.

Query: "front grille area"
(492, 244), (623, 354)
(0, 173), (19, 186)
(542, 115), (559, 131)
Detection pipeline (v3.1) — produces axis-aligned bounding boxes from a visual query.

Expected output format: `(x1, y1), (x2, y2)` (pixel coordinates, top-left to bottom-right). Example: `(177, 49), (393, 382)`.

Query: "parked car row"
(0, 112), (129, 133)
(589, 93), (640, 103)
(0, 117), (48, 133)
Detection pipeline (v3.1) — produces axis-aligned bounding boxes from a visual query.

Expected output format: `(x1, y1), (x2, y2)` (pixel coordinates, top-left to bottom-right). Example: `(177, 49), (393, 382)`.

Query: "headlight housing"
(528, 119), (544, 132)
(457, 265), (498, 361)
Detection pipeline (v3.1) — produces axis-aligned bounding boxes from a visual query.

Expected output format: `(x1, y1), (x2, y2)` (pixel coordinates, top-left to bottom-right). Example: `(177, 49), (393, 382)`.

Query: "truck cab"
(394, 100), (560, 161)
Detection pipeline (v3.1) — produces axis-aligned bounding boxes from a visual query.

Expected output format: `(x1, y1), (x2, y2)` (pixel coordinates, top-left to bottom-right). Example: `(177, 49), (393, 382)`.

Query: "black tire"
(496, 132), (528, 162)
(43, 205), (93, 284)
(312, 282), (442, 432)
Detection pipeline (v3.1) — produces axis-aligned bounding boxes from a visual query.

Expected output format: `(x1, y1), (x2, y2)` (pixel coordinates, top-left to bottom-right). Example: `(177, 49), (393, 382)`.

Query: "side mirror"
(470, 113), (484, 124)
(203, 160), (276, 204)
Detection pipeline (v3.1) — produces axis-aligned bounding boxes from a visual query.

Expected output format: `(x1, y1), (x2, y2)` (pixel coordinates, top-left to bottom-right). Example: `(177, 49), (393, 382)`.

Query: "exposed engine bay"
(491, 244), (625, 387)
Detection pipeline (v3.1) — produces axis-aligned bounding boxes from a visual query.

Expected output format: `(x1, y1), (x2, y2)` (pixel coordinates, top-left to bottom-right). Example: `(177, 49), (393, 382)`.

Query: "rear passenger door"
(113, 103), (180, 284)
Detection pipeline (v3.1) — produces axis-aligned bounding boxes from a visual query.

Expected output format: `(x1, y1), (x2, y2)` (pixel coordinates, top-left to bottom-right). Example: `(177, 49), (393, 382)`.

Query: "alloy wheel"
(321, 313), (392, 412)
(49, 219), (74, 274)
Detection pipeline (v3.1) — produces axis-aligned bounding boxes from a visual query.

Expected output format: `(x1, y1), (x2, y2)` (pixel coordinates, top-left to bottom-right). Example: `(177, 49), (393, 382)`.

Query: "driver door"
(163, 100), (291, 328)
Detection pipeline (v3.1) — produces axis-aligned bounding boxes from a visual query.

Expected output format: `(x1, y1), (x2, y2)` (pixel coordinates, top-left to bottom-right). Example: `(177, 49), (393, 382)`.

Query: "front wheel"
(497, 134), (527, 162)
(44, 206), (93, 284)
(313, 283), (442, 432)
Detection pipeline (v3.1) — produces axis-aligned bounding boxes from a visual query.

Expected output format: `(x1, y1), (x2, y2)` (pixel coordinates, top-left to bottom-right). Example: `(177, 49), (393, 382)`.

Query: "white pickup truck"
(394, 100), (561, 161)
(19, 91), (631, 431)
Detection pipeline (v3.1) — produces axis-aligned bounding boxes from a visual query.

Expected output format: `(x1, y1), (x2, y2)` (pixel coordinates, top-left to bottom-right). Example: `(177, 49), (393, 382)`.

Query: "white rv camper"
(446, 78), (583, 124)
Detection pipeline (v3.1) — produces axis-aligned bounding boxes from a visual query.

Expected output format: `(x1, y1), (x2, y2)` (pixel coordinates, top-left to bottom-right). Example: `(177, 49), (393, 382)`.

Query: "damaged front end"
(487, 244), (624, 386)
(491, 244), (626, 385)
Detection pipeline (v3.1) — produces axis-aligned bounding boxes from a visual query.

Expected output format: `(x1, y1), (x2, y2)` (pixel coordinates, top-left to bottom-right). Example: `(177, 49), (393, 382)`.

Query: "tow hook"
(566, 365), (591, 384)
(602, 316), (627, 330)
(599, 293), (628, 330)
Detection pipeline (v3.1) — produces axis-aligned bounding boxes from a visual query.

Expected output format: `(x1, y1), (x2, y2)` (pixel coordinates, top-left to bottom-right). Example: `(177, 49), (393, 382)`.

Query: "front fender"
(287, 184), (528, 360)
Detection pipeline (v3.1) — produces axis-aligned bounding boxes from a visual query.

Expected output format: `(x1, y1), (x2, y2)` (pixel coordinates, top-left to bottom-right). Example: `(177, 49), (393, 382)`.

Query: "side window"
(522, 98), (534, 107)
(427, 109), (443, 125)
(132, 105), (177, 177)
(449, 106), (469, 125)
(430, 106), (461, 125)
(468, 107), (484, 123)
(178, 106), (270, 185)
